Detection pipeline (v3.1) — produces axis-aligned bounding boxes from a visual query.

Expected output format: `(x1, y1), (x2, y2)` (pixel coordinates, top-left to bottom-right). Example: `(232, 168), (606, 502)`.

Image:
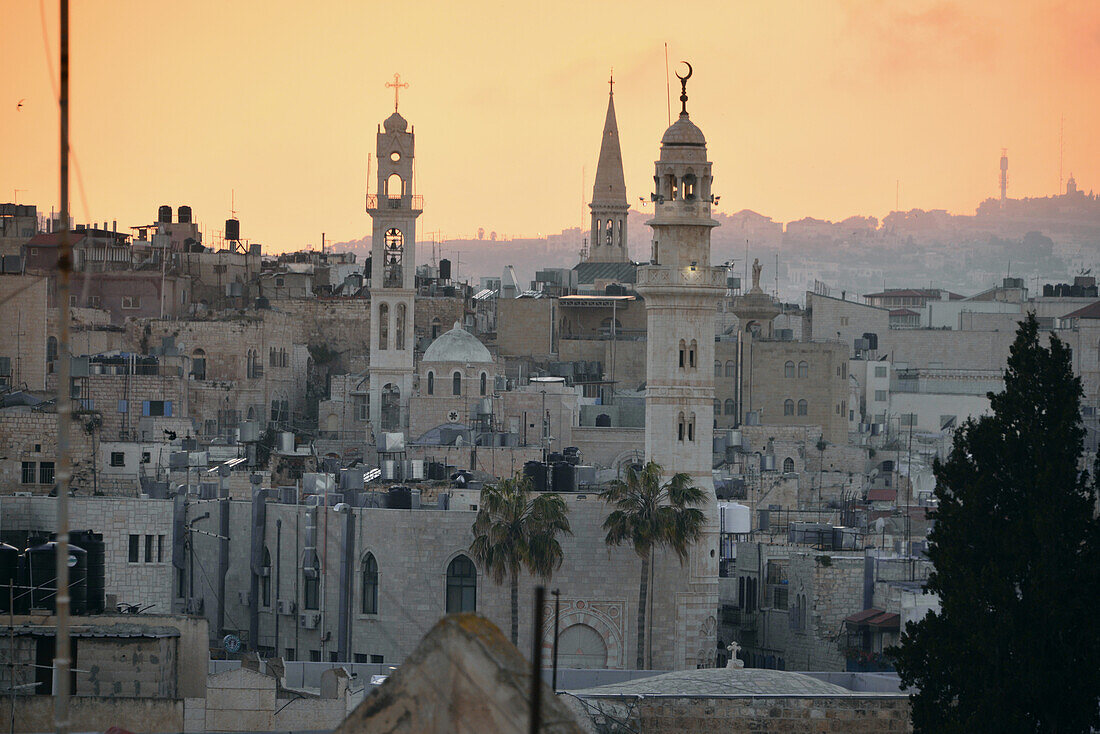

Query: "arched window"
(798, 361), (809, 378)
(426, 371), (434, 395)
(261, 547), (271, 607)
(378, 303), (389, 350)
(384, 228), (404, 287)
(784, 361), (795, 378)
(431, 317), (442, 339)
(303, 557), (320, 610)
(724, 399), (736, 416)
(714, 399), (722, 414)
(687, 414), (695, 442)
(385, 173), (404, 198)
(784, 399), (794, 416)
(797, 399), (808, 416)
(395, 303), (406, 351)
(714, 361), (722, 377)
(682, 172), (696, 199)
(361, 553), (378, 615)
(246, 348), (262, 379)
(725, 360), (736, 378)
(783, 457), (795, 474)
(479, 372), (487, 396)
(452, 371), (462, 396)
(445, 555), (477, 613)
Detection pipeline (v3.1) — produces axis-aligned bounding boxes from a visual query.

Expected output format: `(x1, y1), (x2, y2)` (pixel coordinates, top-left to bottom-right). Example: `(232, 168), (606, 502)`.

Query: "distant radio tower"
(1059, 114), (1065, 194)
(1000, 148), (1008, 206)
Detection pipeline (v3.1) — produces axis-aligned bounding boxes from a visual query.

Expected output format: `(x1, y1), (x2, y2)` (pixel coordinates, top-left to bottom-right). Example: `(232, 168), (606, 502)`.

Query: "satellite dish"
(222, 634), (241, 654)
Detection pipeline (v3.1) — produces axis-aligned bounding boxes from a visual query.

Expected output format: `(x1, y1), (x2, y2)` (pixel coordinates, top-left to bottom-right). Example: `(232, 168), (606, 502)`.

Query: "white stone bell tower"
(635, 65), (721, 668)
(366, 84), (421, 433)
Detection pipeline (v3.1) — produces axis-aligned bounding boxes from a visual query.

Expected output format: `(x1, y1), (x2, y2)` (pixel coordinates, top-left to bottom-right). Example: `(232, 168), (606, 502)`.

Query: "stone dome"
(422, 322), (493, 364)
(661, 113), (706, 147)
(384, 112), (408, 133)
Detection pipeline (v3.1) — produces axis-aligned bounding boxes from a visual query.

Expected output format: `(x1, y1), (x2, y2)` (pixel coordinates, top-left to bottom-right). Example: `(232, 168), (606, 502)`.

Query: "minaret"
(586, 75), (630, 263)
(366, 94), (421, 434)
(635, 65), (721, 668)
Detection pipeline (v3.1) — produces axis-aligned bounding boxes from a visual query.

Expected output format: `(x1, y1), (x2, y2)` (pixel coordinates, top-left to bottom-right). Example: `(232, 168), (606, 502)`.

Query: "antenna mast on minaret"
(1000, 148), (1008, 207)
(1059, 114), (1065, 194)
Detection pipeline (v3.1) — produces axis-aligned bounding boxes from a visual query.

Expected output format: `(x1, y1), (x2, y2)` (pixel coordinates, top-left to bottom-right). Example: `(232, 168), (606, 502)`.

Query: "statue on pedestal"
(750, 258), (763, 293)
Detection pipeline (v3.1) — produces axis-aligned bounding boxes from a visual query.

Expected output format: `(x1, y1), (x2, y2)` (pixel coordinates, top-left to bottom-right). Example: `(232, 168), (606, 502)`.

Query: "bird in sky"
(17, 99), (24, 110)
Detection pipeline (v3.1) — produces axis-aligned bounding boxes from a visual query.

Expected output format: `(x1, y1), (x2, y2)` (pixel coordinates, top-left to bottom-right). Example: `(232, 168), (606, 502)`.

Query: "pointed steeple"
(591, 82), (628, 206)
(587, 75), (630, 263)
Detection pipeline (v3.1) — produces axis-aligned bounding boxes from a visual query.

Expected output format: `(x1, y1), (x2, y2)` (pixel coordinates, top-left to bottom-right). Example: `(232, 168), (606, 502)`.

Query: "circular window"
(390, 151), (401, 162)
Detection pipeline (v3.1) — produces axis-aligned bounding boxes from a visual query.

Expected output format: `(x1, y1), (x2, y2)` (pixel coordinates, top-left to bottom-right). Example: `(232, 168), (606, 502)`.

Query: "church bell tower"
(366, 81), (421, 433)
(635, 65), (721, 668)
(587, 75), (630, 263)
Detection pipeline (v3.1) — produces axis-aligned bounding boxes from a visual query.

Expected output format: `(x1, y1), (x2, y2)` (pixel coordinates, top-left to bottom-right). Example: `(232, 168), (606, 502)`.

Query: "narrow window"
(128, 535), (140, 563)
(361, 553), (378, 615)
(378, 303), (389, 350)
(725, 399), (736, 416)
(479, 372), (487, 396)
(784, 361), (795, 378)
(304, 558), (320, 610)
(783, 457), (795, 473)
(395, 303), (406, 351)
(725, 361), (736, 378)
(798, 361), (808, 379)
(784, 399), (794, 416)
(452, 371), (462, 396)
(714, 361), (722, 377)
(145, 535), (153, 563)
(261, 547), (271, 607)
(426, 371), (434, 395)
(38, 462), (54, 485)
(157, 535), (165, 563)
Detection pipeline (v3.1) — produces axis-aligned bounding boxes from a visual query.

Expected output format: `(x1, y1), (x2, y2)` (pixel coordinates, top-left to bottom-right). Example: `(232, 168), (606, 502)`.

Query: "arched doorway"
(557, 624), (608, 669)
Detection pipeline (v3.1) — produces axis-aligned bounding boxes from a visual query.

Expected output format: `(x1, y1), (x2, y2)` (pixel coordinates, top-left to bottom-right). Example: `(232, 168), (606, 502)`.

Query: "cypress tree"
(891, 313), (1100, 732)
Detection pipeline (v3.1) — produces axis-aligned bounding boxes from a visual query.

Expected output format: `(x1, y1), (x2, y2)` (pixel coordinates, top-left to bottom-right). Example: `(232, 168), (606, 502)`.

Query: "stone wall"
(0, 409), (96, 494)
(0, 695), (184, 734)
(0, 274), (48, 391)
(0, 497), (176, 613)
(787, 552), (865, 671)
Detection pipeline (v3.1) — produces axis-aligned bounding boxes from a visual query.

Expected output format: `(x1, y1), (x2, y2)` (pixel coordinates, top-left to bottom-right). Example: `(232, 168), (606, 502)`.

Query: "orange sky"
(2, 1), (1099, 252)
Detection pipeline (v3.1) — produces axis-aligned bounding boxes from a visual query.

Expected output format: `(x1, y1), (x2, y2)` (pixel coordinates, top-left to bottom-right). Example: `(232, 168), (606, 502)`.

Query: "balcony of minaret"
(366, 193), (424, 213)
(636, 264), (726, 289)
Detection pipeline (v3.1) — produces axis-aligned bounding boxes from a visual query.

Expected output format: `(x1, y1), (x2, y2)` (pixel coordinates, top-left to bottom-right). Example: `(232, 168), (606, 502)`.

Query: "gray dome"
(661, 113), (706, 147)
(384, 112), (408, 133)
(422, 322), (493, 364)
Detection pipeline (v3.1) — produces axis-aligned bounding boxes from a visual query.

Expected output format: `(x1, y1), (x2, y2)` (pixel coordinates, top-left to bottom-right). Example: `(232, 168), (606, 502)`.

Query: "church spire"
(587, 74), (630, 263)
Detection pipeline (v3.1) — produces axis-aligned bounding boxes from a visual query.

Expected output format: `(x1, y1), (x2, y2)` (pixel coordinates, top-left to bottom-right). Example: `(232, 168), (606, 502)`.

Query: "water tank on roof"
(178, 205), (192, 224)
(70, 530), (105, 614)
(225, 218), (240, 241)
(26, 541), (87, 614)
(0, 543), (19, 614)
(718, 502), (751, 534)
(158, 205), (172, 223)
(862, 332), (879, 351)
(386, 486), (412, 510)
(523, 461), (548, 492)
(552, 462), (575, 492)
(439, 258), (451, 281)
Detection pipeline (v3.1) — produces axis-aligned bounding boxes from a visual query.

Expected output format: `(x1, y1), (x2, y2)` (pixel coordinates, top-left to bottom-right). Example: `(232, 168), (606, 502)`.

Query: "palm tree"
(600, 461), (707, 669)
(470, 475), (572, 645)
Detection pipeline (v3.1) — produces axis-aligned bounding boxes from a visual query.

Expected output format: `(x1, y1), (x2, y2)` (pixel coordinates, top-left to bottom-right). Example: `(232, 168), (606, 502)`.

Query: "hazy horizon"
(3, 1), (1099, 253)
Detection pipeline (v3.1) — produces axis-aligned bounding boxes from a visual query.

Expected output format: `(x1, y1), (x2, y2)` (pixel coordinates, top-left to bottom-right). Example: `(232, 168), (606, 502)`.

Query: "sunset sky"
(2, 1), (1098, 252)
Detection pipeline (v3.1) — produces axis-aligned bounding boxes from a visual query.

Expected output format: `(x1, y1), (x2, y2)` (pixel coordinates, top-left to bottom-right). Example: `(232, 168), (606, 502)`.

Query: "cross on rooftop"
(386, 73), (409, 112)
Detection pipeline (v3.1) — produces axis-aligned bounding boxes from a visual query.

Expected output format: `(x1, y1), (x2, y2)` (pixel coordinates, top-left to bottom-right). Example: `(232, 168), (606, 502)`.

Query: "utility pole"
(55, 3), (73, 732)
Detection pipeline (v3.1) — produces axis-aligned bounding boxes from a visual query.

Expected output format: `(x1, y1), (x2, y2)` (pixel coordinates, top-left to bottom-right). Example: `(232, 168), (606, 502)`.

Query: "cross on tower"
(608, 69), (614, 95)
(386, 73), (409, 112)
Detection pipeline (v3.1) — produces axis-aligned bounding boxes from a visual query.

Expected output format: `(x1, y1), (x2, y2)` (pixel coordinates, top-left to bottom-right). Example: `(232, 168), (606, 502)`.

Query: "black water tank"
(547, 452), (564, 464)
(26, 541), (87, 614)
(523, 461), (547, 492)
(552, 462), (575, 493)
(225, 218), (240, 241)
(427, 462), (447, 481)
(157, 205), (172, 223)
(364, 256), (372, 280)
(862, 332), (879, 351)
(178, 205), (192, 224)
(70, 531), (105, 614)
(439, 258), (451, 281)
(0, 542), (19, 613)
(386, 486), (412, 509)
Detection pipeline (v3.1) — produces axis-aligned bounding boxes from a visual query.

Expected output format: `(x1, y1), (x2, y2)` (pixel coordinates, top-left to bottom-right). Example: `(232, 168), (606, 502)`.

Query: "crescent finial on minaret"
(675, 61), (692, 115)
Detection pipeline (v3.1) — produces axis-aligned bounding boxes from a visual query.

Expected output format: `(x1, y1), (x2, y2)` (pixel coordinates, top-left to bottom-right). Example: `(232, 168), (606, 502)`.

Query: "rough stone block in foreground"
(337, 613), (583, 734)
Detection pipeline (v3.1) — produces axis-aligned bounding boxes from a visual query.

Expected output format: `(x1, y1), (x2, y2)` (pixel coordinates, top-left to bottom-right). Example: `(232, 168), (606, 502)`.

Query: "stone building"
(0, 273), (48, 391)
(408, 323), (496, 439)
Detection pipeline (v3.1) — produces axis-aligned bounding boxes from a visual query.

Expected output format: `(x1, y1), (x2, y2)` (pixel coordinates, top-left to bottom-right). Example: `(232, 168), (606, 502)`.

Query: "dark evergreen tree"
(891, 314), (1100, 732)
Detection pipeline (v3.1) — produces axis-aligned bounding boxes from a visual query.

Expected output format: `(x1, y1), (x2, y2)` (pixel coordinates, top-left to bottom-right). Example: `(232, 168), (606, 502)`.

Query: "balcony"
(366, 194), (423, 212)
